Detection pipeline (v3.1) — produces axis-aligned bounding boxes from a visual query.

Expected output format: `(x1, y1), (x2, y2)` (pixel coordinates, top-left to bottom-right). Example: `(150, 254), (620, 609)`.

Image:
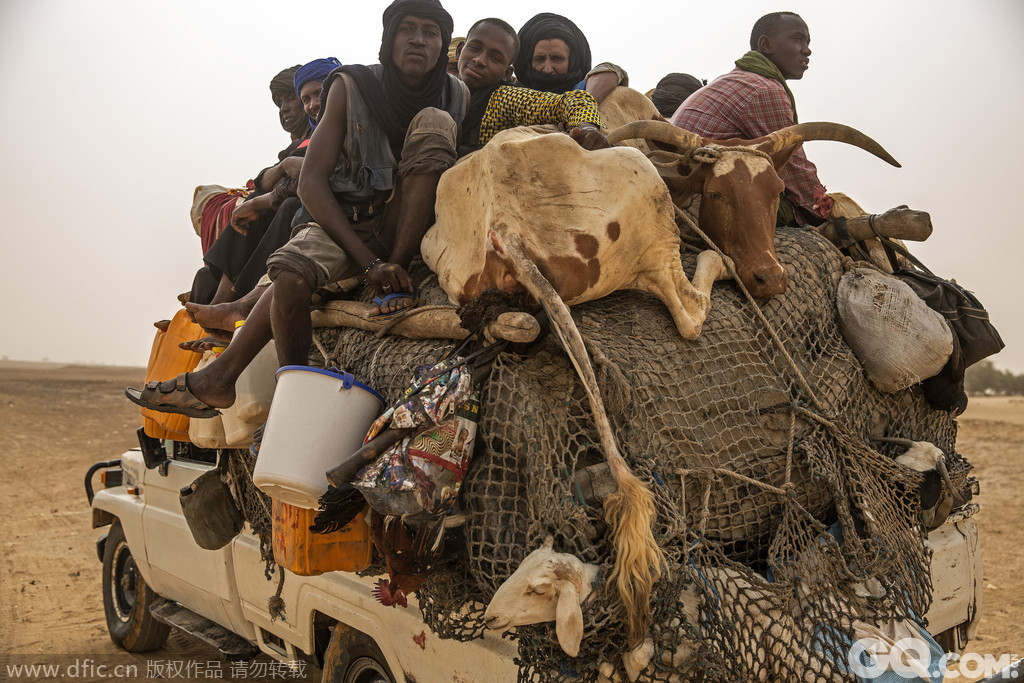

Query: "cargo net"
(310, 227), (968, 682)
(224, 447), (277, 578)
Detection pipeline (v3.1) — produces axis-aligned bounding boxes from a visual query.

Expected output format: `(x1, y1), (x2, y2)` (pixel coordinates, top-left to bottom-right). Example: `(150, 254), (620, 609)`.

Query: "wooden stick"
(818, 205), (933, 243)
(326, 427), (416, 488)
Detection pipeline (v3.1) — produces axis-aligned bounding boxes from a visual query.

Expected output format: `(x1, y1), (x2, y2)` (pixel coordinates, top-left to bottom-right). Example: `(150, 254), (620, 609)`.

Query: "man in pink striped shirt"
(671, 12), (828, 226)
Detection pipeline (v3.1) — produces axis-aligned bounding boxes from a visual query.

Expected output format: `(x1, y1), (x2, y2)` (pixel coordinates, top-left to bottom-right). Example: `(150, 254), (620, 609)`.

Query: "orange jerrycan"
(272, 499), (372, 576)
(140, 309), (204, 441)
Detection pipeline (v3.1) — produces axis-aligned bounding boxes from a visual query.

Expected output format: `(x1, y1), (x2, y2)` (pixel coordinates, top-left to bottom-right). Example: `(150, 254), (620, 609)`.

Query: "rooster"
(371, 578), (408, 608)
(368, 509), (447, 608)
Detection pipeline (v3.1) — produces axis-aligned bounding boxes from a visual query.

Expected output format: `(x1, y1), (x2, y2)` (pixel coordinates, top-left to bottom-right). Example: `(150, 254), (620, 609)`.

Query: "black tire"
(101, 520), (171, 652)
(321, 624), (394, 683)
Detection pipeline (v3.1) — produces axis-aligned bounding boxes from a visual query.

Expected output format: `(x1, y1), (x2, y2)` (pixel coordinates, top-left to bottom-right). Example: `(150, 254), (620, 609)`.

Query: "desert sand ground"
(1, 361), (1020, 681)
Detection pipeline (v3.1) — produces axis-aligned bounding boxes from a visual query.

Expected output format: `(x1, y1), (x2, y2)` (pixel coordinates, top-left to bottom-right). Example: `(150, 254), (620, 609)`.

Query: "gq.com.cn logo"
(849, 636), (1020, 679)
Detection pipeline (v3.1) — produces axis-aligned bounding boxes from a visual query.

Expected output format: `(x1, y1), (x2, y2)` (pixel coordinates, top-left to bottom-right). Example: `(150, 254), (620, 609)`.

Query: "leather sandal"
(125, 373), (220, 419)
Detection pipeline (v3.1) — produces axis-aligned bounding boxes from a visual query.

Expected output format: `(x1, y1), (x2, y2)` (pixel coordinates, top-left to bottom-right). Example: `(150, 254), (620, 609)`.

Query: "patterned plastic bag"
(354, 358), (479, 518)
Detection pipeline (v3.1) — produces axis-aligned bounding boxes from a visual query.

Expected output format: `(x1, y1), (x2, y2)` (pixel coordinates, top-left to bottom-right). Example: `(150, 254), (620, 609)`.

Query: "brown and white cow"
(422, 126), (729, 340)
(419, 120), (900, 652)
(422, 126), (734, 648)
(607, 120), (901, 299)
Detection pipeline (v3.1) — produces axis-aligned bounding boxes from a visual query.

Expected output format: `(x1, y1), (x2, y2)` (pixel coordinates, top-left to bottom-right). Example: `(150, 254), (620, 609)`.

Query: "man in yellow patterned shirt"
(456, 17), (609, 155)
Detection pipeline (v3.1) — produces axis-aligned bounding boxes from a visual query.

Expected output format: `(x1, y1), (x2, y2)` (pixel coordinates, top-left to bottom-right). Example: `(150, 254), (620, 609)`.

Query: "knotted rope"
(648, 143), (773, 172)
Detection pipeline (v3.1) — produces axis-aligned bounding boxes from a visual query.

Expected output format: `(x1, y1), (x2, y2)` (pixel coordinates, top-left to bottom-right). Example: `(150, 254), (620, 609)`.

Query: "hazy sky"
(1, 0), (1021, 372)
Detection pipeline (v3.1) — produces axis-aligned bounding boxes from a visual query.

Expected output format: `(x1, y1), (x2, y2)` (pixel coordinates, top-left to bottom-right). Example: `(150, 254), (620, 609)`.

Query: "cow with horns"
(606, 119), (901, 299)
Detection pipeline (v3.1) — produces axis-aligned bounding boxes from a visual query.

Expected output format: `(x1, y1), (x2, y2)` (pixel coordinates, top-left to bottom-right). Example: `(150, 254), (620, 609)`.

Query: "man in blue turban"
(294, 57), (342, 129)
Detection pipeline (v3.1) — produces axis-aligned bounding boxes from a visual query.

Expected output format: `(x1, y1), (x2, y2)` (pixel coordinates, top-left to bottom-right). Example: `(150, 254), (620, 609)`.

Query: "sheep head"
(878, 437), (967, 530)
(483, 536), (600, 657)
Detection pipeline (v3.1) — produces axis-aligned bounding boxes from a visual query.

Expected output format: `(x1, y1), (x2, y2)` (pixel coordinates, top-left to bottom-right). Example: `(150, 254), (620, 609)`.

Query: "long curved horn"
(935, 454), (968, 505)
(606, 120), (706, 152)
(747, 122), (900, 168)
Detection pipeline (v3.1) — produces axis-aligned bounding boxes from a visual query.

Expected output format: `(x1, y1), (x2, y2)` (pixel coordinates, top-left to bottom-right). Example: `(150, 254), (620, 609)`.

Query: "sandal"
(249, 421), (266, 459)
(368, 288), (419, 320)
(125, 373), (220, 419)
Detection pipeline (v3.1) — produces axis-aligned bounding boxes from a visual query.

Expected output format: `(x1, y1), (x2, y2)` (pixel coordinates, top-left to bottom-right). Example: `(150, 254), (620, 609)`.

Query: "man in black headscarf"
(513, 13), (627, 105)
(270, 65), (310, 142)
(126, 0), (470, 417)
(650, 73), (705, 119)
(267, 0), (468, 360)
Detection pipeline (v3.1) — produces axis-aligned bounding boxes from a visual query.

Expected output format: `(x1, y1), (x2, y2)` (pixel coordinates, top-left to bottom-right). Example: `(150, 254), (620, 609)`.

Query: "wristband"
(363, 258), (382, 274)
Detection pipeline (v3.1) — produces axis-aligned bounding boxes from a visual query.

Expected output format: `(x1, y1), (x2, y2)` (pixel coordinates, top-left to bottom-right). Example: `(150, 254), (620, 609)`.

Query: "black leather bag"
(179, 464), (244, 550)
(875, 232), (1004, 413)
(878, 236), (1004, 371)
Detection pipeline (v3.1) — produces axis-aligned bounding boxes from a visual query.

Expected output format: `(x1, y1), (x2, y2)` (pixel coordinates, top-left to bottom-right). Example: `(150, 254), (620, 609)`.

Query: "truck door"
(141, 447), (249, 634)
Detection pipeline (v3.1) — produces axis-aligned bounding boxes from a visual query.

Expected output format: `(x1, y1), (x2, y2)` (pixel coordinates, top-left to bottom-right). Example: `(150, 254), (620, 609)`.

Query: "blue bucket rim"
(275, 365), (385, 405)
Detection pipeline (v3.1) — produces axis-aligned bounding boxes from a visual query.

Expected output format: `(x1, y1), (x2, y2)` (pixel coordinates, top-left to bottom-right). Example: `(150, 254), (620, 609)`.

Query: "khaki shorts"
(265, 204), (397, 292)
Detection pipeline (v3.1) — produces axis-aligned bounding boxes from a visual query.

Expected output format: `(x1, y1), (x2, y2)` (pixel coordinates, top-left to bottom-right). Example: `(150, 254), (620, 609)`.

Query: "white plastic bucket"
(252, 366), (385, 508)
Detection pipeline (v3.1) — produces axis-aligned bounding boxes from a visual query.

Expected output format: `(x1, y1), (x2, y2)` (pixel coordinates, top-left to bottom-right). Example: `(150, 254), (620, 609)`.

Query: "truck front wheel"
(101, 520), (171, 652)
(321, 624), (394, 683)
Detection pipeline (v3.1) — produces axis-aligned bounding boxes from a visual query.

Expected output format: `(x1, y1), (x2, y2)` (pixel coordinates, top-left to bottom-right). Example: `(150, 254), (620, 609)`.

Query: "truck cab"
(88, 434), (520, 683)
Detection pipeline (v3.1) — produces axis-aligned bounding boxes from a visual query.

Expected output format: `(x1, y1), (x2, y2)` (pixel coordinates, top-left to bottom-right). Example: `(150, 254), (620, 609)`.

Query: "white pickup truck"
(86, 427), (984, 683)
(86, 433), (521, 683)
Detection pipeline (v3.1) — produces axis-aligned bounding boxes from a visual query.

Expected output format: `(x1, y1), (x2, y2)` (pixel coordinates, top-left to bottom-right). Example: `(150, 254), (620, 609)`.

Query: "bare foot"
(178, 334), (232, 353)
(368, 291), (417, 317)
(185, 300), (251, 335)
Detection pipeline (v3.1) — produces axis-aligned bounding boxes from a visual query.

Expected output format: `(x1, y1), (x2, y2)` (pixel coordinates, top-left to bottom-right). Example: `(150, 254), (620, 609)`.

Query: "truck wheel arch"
(320, 623), (395, 683)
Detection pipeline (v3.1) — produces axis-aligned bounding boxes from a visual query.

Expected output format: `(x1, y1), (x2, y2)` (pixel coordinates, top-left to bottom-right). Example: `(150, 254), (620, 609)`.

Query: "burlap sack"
(837, 267), (953, 392)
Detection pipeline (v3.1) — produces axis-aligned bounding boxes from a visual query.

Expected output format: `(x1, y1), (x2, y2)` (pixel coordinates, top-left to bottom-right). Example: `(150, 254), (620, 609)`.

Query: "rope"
(312, 334), (330, 366)
(648, 144), (772, 171)
(267, 569), (286, 622)
(785, 407), (796, 488)
(672, 204), (822, 411)
(675, 467), (793, 498)
(698, 480), (711, 535)
(372, 304), (454, 337)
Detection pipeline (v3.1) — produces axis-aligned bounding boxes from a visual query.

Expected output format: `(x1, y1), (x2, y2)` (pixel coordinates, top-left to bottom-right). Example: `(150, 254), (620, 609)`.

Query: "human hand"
(230, 201), (261, 236)
(365, 261), (412, 298)
(280, 156), (304, 179)
(570, 123), (610, 151)
(365, 261), (417, 316)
